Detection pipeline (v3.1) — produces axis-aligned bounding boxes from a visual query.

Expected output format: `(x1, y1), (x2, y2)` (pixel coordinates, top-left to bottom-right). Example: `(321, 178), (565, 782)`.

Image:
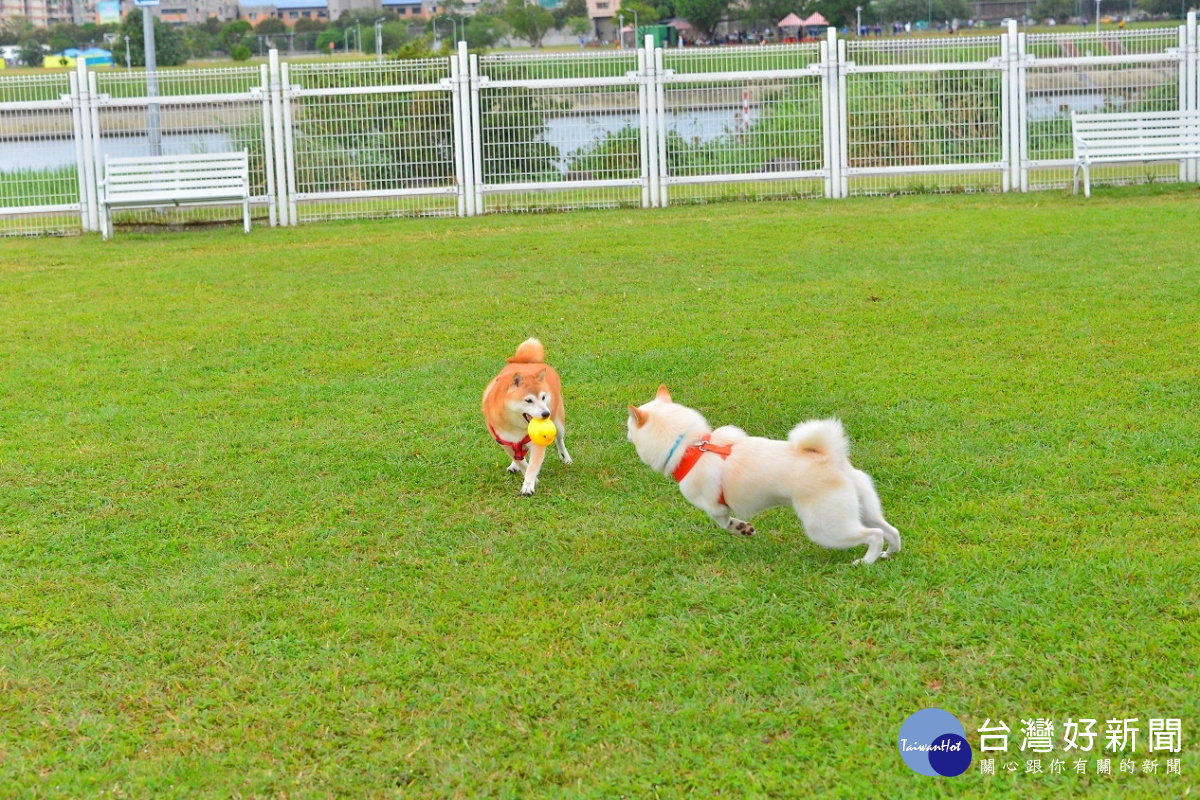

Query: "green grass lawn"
(1, 186), (1198, 798)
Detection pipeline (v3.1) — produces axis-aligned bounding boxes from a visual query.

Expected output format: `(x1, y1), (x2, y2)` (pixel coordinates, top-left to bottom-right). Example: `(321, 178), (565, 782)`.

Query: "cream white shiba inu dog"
(482, 338), (571, 496)
(627, 386), (901, 564)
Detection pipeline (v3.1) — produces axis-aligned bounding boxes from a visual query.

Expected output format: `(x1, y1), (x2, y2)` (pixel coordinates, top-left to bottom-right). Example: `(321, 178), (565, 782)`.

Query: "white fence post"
(268, 50), (289, 226)
(1007, 19), (1021, 192)
(644, 36), (661, 208)
(259, 64), (278, 228)
(1185, 11), (1197, 182)
(1017, 31), (1028, 192)
(822, 28), (844, 199)
(281, 61), (298, 227)
(1000, 30), (1011, 192)
(74, 61), (99, 232)
(469, 53), (484, 215)
(820, 34), (834, 198)
(87, 70), (104, 232)
(69, 69), (91, 232)
(655, 43), (669, 208)
(457, 42), (477, 218)
(838, 36), (849, 199)
(636, 47), (651, 209)
(450, 52), (467, 217)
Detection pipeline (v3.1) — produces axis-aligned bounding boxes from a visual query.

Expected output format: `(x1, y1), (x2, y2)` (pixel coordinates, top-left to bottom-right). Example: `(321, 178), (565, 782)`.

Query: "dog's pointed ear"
(628, 405), (648, 428)
(536, 368), (547, 382)
(511, 373), (523, 387)
(656, 384), (672, 403)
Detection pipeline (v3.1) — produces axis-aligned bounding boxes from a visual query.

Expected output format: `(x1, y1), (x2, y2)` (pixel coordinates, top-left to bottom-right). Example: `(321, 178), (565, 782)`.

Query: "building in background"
(234, 0), (326, 25)
(154, 0), (238, 25)
(586, 0), (616, 41)
(1, 0), (77, 27)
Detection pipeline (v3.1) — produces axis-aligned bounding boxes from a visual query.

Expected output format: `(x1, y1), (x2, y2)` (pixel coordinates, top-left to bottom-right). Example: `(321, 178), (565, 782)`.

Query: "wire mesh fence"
(843, 36), (1005, 196)
(2, 18), (1197, 237)
(87, 65), (271, 231)
(0, 73), (79, 236)
(661, 44), (826, 204)
(285, 58), (459, 223)
(847, 35), (1002, 66)
(474, 50), (643, 214)
(1025, 28), (1184, 190)
(662, 41), (821, 74)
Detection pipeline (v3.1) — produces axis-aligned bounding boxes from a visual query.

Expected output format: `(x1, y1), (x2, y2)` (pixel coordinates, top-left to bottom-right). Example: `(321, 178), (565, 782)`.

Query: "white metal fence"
(2, 13), (1197, 237)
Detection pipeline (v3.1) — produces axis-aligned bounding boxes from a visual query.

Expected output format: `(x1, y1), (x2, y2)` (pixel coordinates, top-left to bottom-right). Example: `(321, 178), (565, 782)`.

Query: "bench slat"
(1083, 142), (1196, 151)
(1073, 110), (1197, 122)
(107, 172), (249, 187)
(1075, 123), (1195, 134)
(108, 186), (248, 199)
(105, 151), (250, 165)
(105, 189), (249, 205)
(108, 165), (247, 176)
(108, 169), (248, 182)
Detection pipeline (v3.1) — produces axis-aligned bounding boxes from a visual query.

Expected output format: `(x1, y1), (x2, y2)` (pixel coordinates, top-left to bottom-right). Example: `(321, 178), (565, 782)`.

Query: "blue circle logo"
(898, 708), (973, 777)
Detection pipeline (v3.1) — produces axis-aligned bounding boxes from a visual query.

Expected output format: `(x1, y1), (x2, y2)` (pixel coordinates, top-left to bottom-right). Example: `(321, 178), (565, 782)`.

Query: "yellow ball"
(527, 417), (557, 446)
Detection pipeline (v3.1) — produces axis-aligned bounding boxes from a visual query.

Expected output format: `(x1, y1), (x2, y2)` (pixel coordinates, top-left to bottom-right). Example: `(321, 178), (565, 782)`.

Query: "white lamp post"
(618, 13), (624, 49)
(1095, 0), (1100, 31)
(856, 5), (862, 35)
(375, 18), (384, 62)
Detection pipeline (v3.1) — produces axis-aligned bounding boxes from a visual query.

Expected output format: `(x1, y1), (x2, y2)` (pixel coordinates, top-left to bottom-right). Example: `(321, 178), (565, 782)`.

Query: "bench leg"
(1083, 164), (1091, 198)
(243, 197), (250, 234)
(1072, 164), (1080, 195)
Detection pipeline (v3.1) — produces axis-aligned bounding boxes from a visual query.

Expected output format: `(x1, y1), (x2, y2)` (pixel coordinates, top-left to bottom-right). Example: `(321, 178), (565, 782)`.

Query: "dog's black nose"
(540, 411), (550, 419)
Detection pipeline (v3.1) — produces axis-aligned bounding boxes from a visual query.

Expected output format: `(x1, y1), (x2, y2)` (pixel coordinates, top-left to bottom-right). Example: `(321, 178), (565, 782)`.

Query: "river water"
(1, 96), (1113, 174)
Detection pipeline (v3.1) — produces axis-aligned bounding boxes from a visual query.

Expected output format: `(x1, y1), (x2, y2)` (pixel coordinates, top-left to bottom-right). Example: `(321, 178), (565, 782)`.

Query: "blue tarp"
(59, 47), (115, 66)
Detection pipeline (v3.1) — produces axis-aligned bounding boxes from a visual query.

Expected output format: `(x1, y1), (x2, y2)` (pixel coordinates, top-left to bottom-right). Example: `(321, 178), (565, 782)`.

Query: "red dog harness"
(672, 434), (735, 507)
(489, 424), (531, 462)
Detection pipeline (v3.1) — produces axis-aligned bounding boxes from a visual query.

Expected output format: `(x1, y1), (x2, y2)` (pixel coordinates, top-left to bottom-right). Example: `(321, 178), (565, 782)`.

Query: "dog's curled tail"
(788, 418), (850, 462)
(507, 338), (546, 364)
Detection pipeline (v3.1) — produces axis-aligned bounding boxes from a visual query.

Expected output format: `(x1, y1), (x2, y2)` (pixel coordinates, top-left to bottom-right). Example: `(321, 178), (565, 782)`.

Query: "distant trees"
(315, 29), (343, 52)
(255, 18), (288, 36)
(18, 39), (44, 67)
(218, 20), (253, 54)
(116, 11), (189, 66)
(503, 0), (556, 49)
(673, 0), (732, 39)
(873, 0), (970, 22)
(1032, 0), (1075, 21)
(1, 17), (38, 46)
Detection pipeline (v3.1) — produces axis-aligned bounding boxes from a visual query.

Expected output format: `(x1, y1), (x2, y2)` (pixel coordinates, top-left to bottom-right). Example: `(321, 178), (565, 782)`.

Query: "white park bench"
(1071, 110), (1200, 197)
(99, 150), (252, 239)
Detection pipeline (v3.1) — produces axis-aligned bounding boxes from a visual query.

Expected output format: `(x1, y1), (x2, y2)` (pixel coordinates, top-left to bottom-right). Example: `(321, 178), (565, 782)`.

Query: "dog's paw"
(560, 452), (573, 465)
(520, 479), (537, 496)
(506, 463), (523, 474)
(879, 550), (892, 559)
(731, 519), (755, 536)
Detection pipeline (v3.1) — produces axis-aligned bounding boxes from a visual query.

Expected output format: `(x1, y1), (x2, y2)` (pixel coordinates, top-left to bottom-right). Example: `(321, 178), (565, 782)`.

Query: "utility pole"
(134, 0), (161, 157)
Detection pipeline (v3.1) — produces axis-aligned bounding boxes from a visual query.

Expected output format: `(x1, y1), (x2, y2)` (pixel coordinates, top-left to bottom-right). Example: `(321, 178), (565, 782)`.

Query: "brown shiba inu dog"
(482, 338), (572, 496)
(627, 386), (900, 564)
